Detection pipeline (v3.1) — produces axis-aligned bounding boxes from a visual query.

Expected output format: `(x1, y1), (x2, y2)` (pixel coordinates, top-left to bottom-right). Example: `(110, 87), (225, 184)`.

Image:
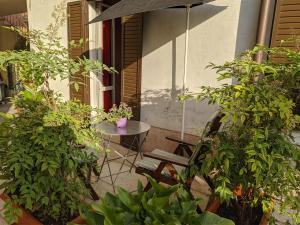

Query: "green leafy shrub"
(0, 90), (104, 224)
(0, 4), (111, 224)
(77, 177), (235, 225)
(185, 46), (300, 225)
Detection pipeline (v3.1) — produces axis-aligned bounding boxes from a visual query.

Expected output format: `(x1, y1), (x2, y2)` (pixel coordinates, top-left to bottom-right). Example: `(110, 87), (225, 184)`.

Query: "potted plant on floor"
(107, 102), (133, 128)
(184, 46), (300, 225)
(0, 3), (111, 225)
(73, 176), (235, 225)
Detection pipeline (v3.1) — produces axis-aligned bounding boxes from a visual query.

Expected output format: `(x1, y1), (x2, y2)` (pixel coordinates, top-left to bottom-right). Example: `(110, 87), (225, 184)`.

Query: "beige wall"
(88, 3), (104, 108)
(141, 0), (261, 135)
(26, 0), (74, 101)
(26, 0), (104, 107)
(26, 0), (262, 136)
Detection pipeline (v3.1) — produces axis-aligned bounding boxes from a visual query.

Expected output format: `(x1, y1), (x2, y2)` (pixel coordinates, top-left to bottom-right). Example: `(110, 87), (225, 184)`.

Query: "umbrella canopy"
(89, 0), (212, 23)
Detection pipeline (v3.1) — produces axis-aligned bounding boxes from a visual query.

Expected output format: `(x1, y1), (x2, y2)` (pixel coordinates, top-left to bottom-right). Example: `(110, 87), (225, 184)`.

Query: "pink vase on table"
(116, 118), (127, 128)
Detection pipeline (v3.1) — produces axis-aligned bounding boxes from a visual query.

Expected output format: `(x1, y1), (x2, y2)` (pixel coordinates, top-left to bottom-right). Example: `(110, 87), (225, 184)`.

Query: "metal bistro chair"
(135, 112), (224, 193)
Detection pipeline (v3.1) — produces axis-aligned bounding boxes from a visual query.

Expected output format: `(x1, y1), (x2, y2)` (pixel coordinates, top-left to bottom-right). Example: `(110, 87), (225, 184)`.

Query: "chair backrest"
(188, 111), (224, 165)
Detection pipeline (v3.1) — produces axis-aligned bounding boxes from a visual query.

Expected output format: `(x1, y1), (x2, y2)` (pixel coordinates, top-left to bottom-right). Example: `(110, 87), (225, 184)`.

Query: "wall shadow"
(140, 88), (219, 135)
(142, 4), (227, 57)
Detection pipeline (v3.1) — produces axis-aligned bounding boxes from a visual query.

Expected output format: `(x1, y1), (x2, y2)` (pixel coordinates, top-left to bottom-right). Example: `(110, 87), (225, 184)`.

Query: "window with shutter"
(271, 0), (300, 49)
(67, 0), (90, 104)
(270, 0), (300, 115)
(121, 14), (143, 120)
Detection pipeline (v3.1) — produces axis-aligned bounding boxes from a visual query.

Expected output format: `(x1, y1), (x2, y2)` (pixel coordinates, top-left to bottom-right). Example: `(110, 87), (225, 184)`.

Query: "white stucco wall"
(26, 0), (74, 101)
(26, 0), (103, 106)
(88, 3), (103, 108)
(141, 0), (261, 135)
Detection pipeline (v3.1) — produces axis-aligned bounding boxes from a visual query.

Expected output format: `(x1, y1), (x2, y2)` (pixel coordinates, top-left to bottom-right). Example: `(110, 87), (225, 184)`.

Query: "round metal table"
(95, 120), (151, 192)
(97, 120), (151, 136)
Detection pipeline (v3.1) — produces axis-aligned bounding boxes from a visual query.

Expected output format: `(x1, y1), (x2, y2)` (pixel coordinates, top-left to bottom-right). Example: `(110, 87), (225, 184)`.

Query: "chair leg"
(203, 175), (214, 190)
(143, 162), (167, 191)
(174, 144), (184, 156)
(143, 182), (152, 192)
(86, 181), (100, 201)
(78, 169), (100, 200)
(183, 145), (193, 157)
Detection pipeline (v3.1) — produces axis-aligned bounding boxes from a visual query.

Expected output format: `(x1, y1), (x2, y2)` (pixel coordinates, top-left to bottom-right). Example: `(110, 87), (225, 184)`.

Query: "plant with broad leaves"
(184, 46), (300, 225)
(74, 176), (235, 225)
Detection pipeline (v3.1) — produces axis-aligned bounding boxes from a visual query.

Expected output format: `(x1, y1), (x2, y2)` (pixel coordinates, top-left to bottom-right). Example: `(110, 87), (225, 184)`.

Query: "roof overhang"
(0, 0), (27, 16)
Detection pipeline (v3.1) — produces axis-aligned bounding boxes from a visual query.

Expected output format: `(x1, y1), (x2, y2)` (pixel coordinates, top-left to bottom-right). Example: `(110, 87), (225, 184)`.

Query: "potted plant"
(73, 176), (235, 225)
(107, 102), (133, 128)
(0, 4), (111, 225)
(184, 46), (300, 225)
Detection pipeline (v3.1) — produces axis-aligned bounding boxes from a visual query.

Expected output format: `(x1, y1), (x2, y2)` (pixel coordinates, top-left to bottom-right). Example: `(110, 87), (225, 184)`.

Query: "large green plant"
(185, 46), (300, 225)
(76, 177), (235, 225)
(0, 90), (104, 224)
(0, 3), (110, 224)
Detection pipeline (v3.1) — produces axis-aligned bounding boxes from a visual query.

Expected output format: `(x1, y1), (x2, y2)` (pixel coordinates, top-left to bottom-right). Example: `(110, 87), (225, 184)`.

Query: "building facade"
(21, 0), (300, 150)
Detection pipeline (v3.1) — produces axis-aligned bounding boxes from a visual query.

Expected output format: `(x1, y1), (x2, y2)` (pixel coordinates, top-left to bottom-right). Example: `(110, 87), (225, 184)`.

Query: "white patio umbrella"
(89, 0), (213, 140)
(181, 5), (191, 140)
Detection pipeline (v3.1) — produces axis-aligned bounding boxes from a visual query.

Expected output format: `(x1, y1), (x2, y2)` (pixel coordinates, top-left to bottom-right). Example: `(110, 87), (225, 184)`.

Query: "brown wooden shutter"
(270, 0), (300, 49)
(270, 0), (300, 115)
(121, 14), (143, 120)
(67, 0), (90, 104)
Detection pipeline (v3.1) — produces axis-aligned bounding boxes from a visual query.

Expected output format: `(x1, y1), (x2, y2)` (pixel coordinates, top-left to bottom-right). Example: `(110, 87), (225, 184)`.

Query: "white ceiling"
(0, 0), (27, 16)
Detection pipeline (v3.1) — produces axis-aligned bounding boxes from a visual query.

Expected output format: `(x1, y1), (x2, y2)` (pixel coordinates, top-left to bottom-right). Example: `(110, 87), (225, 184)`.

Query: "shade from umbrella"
(89, 0), (212, 23)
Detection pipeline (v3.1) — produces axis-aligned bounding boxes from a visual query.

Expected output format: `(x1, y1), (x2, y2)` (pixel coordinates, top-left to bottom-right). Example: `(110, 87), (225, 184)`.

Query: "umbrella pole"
(181, 4), (191, 140)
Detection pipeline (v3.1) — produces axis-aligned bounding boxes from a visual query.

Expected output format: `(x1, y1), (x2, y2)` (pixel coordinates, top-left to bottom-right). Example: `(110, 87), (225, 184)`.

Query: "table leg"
(106, 154), (116, 193)
(129, 131), (149, 172)
(98, 135), (119, 193)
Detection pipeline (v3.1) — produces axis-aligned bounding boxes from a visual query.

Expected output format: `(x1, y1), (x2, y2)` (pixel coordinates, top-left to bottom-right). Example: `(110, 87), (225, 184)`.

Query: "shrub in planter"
(0, 4), (111, 224)
(0, 90), (104, 225)
(185, 46), (300, 225)
(75, 177), (235, 225)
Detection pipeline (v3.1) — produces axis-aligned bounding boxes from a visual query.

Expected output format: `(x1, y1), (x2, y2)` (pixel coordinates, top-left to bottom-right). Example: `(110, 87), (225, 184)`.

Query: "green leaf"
(224, 159), (229, 172)
(41, 162), (48, 172)
(74, 83), (80, 92)
(199, 212), (235, 225)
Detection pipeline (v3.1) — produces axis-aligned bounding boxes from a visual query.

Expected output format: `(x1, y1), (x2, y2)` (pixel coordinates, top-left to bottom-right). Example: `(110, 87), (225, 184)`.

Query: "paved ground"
(90, 142), (211, 211)
(0, 103), (14, 117)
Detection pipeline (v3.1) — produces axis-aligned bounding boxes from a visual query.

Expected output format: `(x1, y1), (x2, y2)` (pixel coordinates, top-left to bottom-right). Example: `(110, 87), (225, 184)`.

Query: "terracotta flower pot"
(70, 216), (86, 224)
(0, 193), (83, 225)
(0, 193), (42, 225)
(206, 197), (270, 225)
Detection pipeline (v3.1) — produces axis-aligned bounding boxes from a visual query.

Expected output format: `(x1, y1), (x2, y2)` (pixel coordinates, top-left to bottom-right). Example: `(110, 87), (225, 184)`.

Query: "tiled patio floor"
(0, 104), (14, 117)
(90, 142), (211, 211)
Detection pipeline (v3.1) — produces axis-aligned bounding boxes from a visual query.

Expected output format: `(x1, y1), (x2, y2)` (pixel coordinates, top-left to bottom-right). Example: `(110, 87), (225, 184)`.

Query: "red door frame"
(102, 20), (113, 112)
